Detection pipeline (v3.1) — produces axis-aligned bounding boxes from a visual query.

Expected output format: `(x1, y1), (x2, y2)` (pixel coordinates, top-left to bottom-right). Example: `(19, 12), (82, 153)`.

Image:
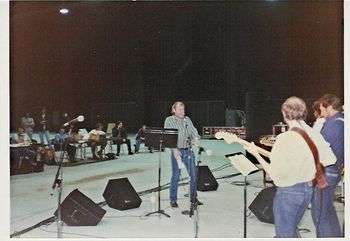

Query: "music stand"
(144, 127), (178, 218)
(225, 152), (260, 238)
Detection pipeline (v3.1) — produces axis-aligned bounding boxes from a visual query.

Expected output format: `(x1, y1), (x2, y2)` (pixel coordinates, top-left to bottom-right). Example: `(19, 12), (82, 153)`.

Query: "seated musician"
(10, 127), (37, 170)
(84, 123), (107, 159)
(53, 127), (76, 162)
(134, 124), (153, 153)
(12, 127), (31, 145)
(112, 121), (134, 156)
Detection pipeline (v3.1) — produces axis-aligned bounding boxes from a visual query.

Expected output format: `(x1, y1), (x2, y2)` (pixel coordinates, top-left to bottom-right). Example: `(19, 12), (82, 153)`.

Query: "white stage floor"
(10, 134), (344, 239)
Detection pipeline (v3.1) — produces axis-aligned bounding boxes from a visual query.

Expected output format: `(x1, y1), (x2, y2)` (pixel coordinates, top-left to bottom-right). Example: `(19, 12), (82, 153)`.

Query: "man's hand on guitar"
(244, 141), (260, 157)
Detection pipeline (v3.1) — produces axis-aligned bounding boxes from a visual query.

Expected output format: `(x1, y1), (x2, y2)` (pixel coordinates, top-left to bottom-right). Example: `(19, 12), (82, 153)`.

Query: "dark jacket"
(112, 127), (128, 139)
(136, 128), (146, 140)
(36, 113), (51, 131)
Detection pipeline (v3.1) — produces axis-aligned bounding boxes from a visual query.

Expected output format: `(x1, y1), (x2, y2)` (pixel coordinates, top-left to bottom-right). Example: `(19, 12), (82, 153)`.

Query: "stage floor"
(10, 134), (344, 239)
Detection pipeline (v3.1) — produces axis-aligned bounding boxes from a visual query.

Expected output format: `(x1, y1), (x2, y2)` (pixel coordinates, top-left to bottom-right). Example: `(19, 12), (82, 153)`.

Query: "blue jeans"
(273, 182), (313, 238)
(311, 165), (342, 237)
(39, 130), (51, 147)
(25, 128), (33, 140)
(134, 138), (144, 152)
(170, 149), (196, 203)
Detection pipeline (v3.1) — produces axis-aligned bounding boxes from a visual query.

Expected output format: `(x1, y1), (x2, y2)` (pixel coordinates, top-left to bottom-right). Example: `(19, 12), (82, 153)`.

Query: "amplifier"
(272, 123), (288, 135)
(202, 126), (246, 139)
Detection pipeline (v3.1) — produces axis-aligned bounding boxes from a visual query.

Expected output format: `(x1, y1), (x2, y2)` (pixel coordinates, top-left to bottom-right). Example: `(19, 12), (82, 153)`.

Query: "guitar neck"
(235, 138), (271, 158)
(215, 131), (272, 158)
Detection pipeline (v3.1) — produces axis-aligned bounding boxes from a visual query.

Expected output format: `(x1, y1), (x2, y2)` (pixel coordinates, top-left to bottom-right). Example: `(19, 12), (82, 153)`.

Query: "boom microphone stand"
(50, 124), (74, 238)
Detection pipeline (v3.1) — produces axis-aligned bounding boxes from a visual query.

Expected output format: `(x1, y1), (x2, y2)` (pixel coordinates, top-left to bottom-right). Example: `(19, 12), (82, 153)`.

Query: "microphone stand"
(50, 124), (74, 238)
(180, 119), (200, 238)
(192, 147), (203, 238)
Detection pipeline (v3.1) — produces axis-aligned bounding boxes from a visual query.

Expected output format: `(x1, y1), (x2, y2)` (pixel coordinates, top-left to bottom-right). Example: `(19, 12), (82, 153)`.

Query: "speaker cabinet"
(248, 186), (276, 224)
(55, 189), (106, 226)
(197, 165), (219, 191)
(103, 178), (142, 210)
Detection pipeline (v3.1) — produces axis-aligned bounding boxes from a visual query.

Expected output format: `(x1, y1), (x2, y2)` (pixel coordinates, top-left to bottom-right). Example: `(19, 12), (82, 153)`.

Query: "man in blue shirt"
(53, 127), (76, 162)
(311, 94), (344, 237)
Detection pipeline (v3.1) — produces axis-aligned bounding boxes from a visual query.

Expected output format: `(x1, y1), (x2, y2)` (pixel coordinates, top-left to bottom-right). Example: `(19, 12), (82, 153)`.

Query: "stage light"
(59, 8), (69, 15)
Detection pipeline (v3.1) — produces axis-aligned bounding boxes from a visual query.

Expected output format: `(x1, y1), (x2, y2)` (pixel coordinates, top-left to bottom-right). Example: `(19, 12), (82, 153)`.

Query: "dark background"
(10, 1), (343, 140)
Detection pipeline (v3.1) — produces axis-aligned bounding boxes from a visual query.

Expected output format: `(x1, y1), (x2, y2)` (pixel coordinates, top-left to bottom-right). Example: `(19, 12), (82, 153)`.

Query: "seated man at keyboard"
(112, 121), (134, 156)
(84, 123), (107, 159)
(10, 127), (37, 170)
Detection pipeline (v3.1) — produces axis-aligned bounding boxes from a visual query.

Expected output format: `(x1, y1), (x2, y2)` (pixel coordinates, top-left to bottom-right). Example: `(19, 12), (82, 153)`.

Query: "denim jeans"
(134, 138), (144, 152)
(273, 181), (313, 238)
(25, 128), (33, 140)
(39, 130), (51, 147)
(170, 149), (196, 203)
(311, 165), (342, 237)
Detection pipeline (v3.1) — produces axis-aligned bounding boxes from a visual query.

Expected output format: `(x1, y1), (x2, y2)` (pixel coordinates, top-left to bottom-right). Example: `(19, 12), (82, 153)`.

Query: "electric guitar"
(215, 131), (271, 158)
(259, 135), (276, 147)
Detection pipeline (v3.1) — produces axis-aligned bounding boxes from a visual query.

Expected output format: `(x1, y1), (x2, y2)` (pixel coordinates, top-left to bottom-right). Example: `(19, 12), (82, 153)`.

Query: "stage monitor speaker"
(54, 189), (106, 226)
(197, 165), (219, 191)
(248, 186), (276, 224)
(103, 177), (142, 210)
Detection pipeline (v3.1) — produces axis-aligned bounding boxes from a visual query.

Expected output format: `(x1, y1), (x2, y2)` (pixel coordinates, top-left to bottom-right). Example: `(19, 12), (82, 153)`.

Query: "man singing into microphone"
(164, 101), (203, 208)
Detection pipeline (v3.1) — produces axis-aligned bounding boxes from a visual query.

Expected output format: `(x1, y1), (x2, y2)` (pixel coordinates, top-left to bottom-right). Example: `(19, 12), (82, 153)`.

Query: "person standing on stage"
(311, 94), (344, 237)
(36, 107), (52, 148)
(244, 96), (336, 238)
(312, 100), (326, 132)
(21, 112), (35, 140)
(164, 101), (203, 208)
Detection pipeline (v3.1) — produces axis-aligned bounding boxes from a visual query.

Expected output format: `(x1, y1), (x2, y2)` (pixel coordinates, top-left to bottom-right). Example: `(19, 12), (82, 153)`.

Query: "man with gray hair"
(245, 96), (336, 237)
(164, 101), (203, 208)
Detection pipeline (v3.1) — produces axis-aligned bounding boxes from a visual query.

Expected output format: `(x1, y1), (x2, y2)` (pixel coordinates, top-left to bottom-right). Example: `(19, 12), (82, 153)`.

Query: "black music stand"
(225, 152), (260, 238)
(144, 127), (178, 218)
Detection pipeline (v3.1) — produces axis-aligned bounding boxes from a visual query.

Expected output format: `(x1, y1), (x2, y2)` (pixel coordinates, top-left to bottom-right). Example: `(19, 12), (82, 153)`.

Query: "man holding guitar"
(85, 123), (107, 159)
(217, 96), (336, 238)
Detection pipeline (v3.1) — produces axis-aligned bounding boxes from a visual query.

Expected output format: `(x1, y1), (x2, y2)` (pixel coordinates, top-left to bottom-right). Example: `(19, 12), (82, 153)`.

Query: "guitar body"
(89, 134), (100, 142)
(259, 135), (276, 147)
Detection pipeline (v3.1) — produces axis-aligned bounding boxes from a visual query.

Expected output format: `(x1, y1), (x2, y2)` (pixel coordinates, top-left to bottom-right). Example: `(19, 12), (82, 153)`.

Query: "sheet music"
(9, 143), (30, 148)
(228, 154), (258, 176)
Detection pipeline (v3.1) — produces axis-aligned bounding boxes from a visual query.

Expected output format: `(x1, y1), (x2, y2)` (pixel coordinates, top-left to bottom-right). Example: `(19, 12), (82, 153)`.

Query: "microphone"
(183, 116), (188, 126)
(197, 146), (213, 156)
(63, 115), (84, 126)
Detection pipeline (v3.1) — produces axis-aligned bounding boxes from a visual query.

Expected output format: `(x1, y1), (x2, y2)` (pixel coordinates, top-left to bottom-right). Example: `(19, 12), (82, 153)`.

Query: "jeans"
(25, 128), (33, 140)
(39, 130), (51, 147)
(170, 149), (196, 203)
(134, 138), (144, 152)
(273, 181), (313, 238)
(134, 139), (152, 153)
(311, 165), (342, 237)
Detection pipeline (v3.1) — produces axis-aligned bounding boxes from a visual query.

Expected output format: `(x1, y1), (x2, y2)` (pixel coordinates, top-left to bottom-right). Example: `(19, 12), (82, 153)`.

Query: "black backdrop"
(10, 1), (343, 139)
